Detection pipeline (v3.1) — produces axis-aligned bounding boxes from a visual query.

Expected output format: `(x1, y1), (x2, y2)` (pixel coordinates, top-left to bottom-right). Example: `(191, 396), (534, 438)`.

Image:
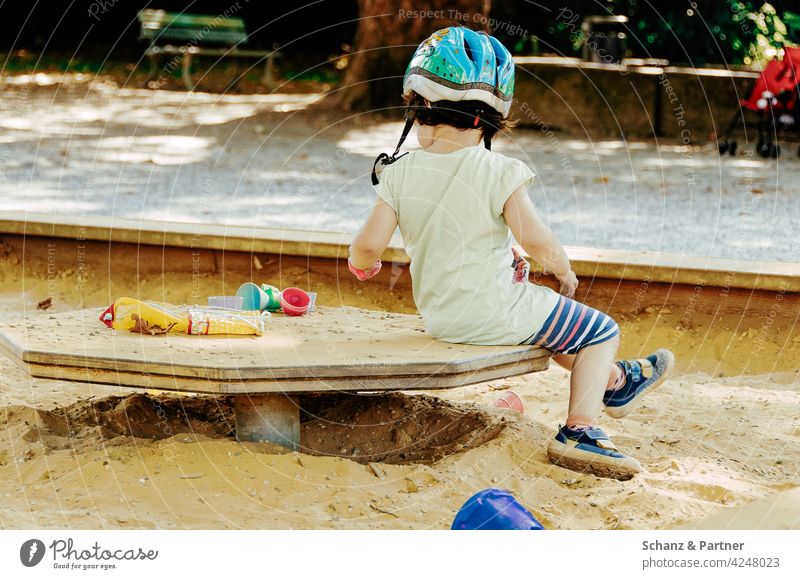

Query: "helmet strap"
(371, 117), (414, 185)
(371, 115), (492, 184)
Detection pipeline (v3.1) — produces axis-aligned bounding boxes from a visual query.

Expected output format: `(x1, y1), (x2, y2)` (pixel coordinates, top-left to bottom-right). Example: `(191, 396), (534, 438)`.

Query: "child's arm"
(503, 186), (579, 297)
(348, 198), (398, 279)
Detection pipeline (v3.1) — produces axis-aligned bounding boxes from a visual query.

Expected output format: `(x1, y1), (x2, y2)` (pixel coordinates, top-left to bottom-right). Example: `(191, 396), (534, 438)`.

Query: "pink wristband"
(348, 258), (382, 281)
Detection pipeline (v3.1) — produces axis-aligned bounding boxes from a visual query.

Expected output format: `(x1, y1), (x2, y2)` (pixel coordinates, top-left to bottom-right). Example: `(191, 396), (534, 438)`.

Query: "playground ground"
(0, 75), (797, 530)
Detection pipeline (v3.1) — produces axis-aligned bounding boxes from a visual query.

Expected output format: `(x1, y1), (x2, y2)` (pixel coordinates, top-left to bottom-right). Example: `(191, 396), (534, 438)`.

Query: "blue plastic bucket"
(451, 488), (544, 530)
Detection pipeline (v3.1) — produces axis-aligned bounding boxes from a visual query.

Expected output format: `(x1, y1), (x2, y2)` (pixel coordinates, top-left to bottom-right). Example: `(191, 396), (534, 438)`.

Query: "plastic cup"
(494, 391), (524, 413)
(207, 296), (244, 310)
(236, 282), (269, 311)
(280, 287), (311, 316)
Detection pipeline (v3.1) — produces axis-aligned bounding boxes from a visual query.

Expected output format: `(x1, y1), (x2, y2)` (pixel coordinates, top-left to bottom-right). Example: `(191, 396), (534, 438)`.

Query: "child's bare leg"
(563, 335), (620, 427)
(552, 352), (624, 392)
(551, 353), (573, 370)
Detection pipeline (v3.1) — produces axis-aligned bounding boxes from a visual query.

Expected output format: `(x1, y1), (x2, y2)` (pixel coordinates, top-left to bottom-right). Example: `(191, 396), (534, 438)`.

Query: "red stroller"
(718, 47), (800, 158)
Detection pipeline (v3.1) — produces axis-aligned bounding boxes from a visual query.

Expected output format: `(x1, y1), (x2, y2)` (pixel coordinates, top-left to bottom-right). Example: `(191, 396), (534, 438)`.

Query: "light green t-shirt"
(375, 145), (560, 346)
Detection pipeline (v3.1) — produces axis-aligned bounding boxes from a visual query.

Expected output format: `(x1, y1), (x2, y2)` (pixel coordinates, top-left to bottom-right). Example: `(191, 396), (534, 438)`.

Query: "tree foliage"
(492, 1), (800, 66)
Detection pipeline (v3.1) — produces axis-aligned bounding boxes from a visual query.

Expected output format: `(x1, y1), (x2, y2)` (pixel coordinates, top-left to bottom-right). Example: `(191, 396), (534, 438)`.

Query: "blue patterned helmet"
(403, 27), (515, 118)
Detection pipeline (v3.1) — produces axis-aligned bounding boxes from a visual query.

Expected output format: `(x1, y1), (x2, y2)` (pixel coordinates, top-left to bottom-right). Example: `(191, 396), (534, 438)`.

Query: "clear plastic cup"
(207, 295), (244, 310)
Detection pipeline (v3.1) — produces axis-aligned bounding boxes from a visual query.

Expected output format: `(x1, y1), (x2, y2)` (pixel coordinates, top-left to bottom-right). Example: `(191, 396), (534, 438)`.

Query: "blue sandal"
(604, 349), (675, 419)
(547, 425), (641, 480)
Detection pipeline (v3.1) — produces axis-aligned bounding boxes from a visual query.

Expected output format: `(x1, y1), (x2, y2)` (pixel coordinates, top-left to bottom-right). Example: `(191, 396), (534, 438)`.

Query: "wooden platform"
(0, 306), (548, 449)
(0, 306), (548, 393)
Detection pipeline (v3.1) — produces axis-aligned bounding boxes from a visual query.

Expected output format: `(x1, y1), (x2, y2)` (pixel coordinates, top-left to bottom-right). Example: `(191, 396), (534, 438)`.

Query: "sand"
(0, 261), (798, 530)
(1, 358), (798, 530)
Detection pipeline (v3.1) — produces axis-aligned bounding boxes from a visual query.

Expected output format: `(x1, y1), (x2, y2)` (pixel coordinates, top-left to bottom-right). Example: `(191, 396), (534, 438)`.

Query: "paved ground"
(1, 79), (796, 263)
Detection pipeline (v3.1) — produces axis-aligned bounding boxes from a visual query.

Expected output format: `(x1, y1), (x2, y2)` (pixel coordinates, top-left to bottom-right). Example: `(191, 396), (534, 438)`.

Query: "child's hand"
(348, 258), (382, 281)
(556, 270), (579, 298)
(511, 247), (530, 284)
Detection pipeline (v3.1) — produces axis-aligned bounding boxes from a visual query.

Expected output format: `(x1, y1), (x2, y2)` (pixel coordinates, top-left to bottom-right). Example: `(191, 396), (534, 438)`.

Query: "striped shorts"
(521, 295), (619, 354)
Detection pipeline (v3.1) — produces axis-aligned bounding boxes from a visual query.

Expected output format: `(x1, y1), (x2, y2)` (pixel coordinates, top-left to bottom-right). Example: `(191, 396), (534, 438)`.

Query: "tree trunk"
(337, 0), (491, 111)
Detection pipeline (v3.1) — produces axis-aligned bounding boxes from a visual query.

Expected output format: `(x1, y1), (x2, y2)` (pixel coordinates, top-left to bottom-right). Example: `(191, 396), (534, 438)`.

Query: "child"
(348, 27), (674, 480)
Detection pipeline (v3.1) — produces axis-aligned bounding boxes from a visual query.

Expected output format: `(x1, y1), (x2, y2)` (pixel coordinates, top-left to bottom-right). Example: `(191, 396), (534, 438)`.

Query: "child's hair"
(403, 91), (514, 141)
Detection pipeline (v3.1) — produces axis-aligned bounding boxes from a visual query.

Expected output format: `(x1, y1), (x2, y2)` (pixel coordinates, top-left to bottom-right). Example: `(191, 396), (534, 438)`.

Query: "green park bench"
(137, 9), (280, 91)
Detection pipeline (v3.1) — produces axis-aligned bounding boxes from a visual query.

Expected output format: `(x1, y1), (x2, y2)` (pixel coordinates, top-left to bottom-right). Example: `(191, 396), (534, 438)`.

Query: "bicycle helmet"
(405, 27), (514, 117)
(372, 27), (515, 185)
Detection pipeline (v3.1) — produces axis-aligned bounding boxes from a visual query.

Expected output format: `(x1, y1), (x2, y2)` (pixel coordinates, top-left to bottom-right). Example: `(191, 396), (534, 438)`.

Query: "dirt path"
(1, 77), (797, 262)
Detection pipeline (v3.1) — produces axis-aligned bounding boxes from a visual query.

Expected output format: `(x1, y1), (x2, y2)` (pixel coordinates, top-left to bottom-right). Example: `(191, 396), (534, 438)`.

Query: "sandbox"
(0, 217), (797, 530)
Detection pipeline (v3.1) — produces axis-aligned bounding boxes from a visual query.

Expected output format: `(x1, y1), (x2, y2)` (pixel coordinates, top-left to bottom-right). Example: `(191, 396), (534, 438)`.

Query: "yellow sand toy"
(99, 297), (268, 336)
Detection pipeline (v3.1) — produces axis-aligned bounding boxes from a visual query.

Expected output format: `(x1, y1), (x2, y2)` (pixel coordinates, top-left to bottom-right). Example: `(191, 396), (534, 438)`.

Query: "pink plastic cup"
(280, 287), (311, 316)
(494, 391), (524, 413)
